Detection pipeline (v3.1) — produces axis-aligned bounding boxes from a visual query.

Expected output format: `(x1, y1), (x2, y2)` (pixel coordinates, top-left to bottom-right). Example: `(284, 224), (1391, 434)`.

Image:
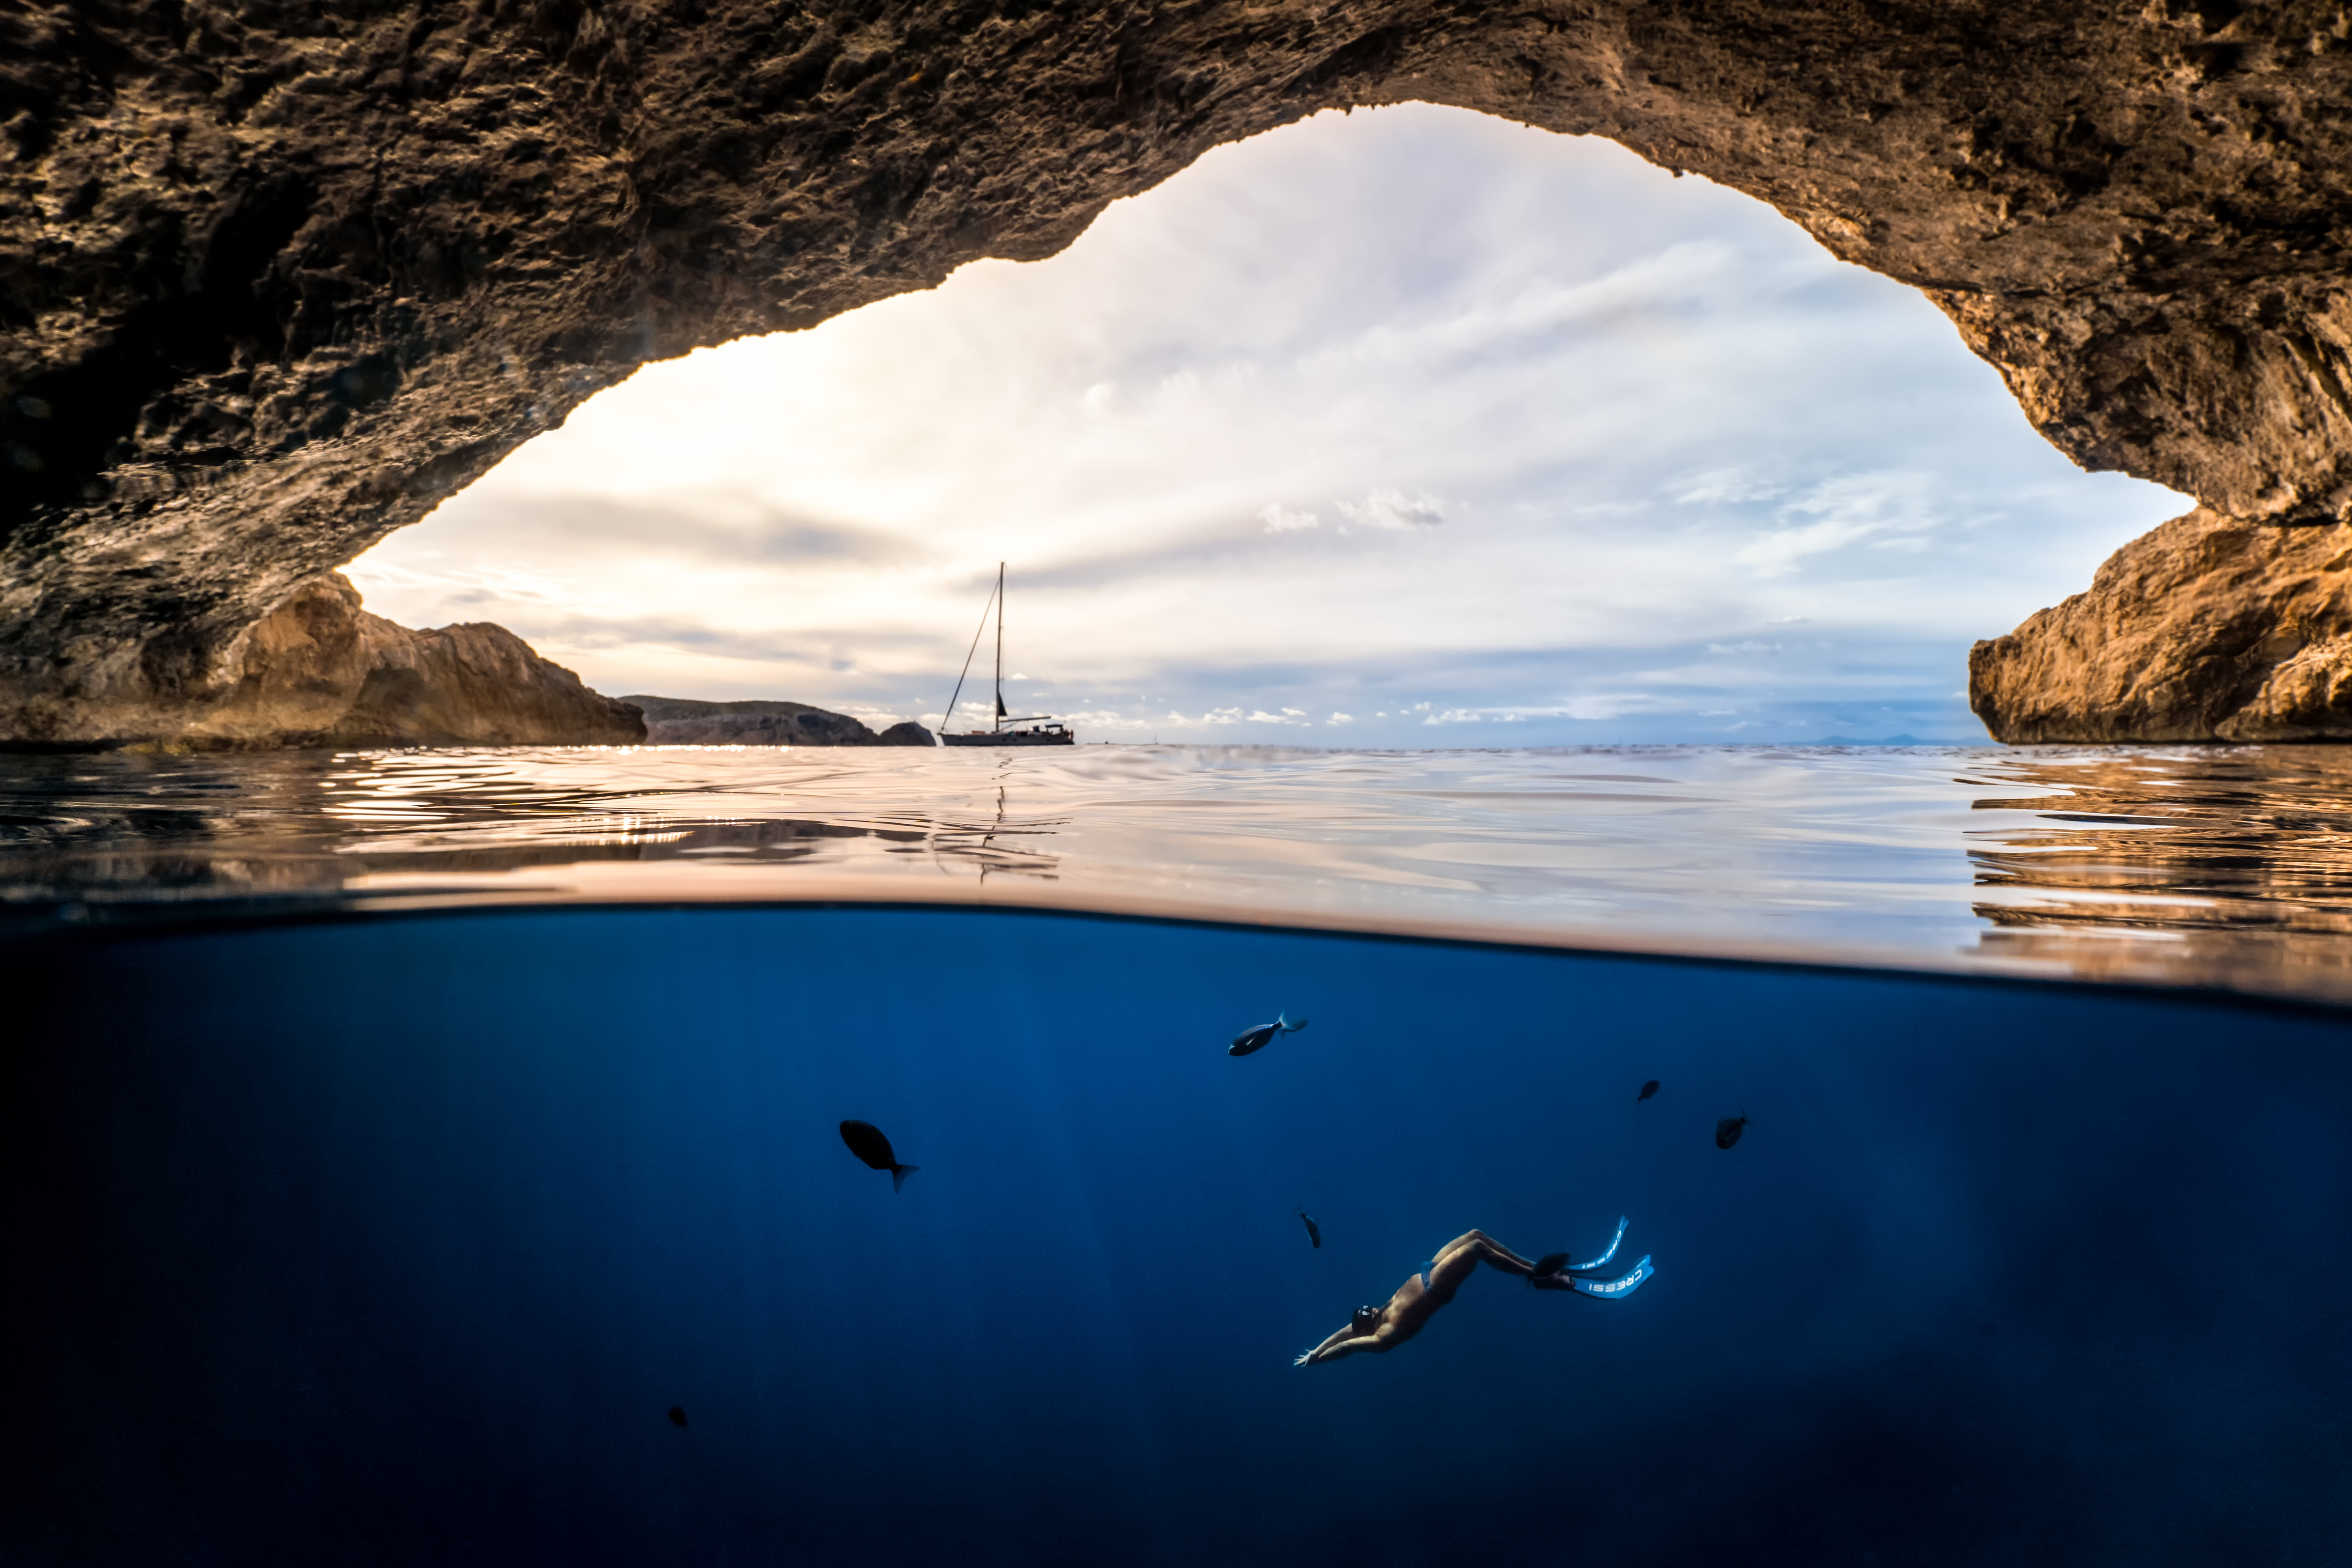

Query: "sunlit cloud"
(347, 104), (2185, 745)
(1335, 488), (1447, 531)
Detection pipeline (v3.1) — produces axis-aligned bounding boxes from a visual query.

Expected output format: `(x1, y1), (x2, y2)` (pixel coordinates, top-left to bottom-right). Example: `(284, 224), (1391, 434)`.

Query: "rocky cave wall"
(11, 0), (2352, 744)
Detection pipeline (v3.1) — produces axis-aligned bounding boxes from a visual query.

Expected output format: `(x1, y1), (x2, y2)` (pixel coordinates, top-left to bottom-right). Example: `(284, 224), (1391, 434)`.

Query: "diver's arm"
(1295, 1332), (1380, 1367)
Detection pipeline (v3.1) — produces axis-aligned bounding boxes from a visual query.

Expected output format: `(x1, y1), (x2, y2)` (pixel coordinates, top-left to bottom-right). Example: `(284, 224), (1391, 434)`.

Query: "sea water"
(4, 744), (2350, 1562)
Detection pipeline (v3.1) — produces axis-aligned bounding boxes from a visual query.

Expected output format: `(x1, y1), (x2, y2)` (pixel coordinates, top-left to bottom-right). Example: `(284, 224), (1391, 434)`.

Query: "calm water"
(10, 742), (2352, 1000)
(6, 744), (2352, 1561)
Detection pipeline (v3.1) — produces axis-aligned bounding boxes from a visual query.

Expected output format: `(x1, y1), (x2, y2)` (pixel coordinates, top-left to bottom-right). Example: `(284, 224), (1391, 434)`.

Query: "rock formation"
(171, 572), (644, 748)
(627, 695), (932, 746)
(12, 2), (2352, 743)
(1972, 508), (2352, 743)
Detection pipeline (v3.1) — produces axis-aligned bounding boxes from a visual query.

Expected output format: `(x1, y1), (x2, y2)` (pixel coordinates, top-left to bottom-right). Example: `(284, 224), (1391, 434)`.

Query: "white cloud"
(1259, 502), (1320, 532)
(1335, 488), (1447, 531)
(1732, 472), (1942, 577)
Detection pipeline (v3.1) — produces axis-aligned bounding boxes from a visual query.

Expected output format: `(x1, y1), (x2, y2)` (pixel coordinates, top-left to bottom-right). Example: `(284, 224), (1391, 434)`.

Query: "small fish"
(667, 1406), (688, 1428)
(1298, 1209), (1321, 1249)
(1230, 1013), (1309, 1057)
(1637, 1079), (1660, 1102)
(1715, 1112), (1753, 1150)
(839, 1119), (920, 1192)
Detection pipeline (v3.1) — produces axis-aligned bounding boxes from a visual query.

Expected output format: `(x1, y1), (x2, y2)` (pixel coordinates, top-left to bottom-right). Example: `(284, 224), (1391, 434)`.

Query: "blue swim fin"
(1565, 1214), (1629, 1275)
(1571, 1255), (1653, 1300)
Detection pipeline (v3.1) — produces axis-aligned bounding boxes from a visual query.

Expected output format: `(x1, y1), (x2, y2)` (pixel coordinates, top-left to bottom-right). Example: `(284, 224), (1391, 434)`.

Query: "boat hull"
(939, 730), (1075, 747)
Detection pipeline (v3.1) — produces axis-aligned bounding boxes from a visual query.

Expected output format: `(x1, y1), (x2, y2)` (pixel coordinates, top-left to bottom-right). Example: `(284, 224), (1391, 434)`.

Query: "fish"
(1229, 1013), (1309, 1057)
(1637, 1079), (1660, 1102)
(1715, 1112), (1753, 1150)
(667, 1406), (688, 1428)
(839, 1119), (920, 1192)
(1298, 1209), (1321, 1249)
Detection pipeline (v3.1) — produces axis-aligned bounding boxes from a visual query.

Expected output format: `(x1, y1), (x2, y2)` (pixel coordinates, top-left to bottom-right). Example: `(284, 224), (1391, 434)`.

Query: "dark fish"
(839, 1119), (920, 1192)
(1230, 1013), (1308, 1057)
(1715, 1112), (1753, 1150)
(1298, 1209), (1321, 1249)
(667, 1406), (688, 1428)
(1637, 1079), (1660, 1102)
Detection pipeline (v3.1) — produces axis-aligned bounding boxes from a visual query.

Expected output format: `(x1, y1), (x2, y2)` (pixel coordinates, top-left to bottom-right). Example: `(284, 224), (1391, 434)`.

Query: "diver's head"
(1351, 1304), (1383, 1335)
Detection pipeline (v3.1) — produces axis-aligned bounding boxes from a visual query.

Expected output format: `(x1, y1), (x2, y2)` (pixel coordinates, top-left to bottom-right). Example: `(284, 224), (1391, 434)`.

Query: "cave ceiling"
(8, 0), (2352, 740)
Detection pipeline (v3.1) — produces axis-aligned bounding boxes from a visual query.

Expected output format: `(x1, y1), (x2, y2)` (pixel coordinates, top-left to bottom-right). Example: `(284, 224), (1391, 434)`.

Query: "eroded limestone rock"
(178, 573), (645, 748)
(1970, 509), (2352, 743)
(14, 2), (2352, 741)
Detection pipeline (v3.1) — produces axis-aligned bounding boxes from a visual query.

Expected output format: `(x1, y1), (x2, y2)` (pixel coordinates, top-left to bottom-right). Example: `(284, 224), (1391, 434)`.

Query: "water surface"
(10, 742), (2352, 1000)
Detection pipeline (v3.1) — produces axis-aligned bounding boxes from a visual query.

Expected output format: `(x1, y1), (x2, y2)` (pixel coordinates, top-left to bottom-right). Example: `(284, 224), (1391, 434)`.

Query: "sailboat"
(937, 563), (1075, 747)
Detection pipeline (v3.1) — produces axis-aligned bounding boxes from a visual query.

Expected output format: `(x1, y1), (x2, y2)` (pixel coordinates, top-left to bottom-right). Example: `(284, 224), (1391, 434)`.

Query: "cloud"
(1335, 488), (1447, 531)
(1259, 502), (1320, 532)
(1732, 472), (1943, 577)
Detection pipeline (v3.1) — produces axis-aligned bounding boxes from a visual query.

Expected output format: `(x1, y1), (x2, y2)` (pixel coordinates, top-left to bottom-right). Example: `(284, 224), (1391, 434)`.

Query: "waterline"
(9, 743), (2352, 1002)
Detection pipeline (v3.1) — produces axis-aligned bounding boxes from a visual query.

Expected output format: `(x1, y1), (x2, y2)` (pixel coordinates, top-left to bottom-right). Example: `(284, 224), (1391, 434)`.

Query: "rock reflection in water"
(1962, 747), (2352, 996)
(14, 742), (2352, 1004)
(0, 748), (1066, 915)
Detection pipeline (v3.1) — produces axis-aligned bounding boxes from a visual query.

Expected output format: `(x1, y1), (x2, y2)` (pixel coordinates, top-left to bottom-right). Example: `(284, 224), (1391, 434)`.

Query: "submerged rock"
(625, 697), (933, 747)
(1971, 510), (2352, 744)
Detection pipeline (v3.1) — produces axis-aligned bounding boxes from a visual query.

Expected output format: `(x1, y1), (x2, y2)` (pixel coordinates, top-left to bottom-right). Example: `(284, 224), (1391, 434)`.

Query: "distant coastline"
(624, 696), (932, 748)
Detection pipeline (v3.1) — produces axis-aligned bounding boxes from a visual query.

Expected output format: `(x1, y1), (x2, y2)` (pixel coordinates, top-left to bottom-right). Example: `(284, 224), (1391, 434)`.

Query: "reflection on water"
(1964, 747), (2352, 998)
(10, 742), (2352, 1000)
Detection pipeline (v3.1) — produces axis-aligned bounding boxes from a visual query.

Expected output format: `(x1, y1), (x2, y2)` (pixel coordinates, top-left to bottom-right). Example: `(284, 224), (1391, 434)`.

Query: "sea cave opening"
(339, 105), (2182, 751)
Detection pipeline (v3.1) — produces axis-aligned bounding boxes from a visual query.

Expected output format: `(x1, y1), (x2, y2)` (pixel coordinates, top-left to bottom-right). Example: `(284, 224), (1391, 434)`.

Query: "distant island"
(624, 696), (932, 747)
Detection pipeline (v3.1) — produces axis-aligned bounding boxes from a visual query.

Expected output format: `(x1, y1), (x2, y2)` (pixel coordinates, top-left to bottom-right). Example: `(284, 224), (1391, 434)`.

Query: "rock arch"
(8, 0), (2352, 742)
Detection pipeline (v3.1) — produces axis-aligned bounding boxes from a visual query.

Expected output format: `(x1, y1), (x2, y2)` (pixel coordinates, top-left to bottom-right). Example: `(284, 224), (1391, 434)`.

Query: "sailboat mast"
(993, 561), (1005, 734)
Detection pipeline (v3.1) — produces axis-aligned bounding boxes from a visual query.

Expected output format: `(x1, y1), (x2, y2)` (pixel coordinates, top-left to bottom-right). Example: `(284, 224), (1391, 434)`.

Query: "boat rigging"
(937, 563), (1074, 747)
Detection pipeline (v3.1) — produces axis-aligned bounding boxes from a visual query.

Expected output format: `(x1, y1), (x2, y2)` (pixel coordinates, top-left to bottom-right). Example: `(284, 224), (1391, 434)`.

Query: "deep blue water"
(8, 904), (2350, 1564)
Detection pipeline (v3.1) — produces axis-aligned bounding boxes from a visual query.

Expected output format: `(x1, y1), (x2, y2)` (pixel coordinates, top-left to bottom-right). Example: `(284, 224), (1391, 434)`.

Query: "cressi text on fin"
(1572, 1256), (1654, 1300)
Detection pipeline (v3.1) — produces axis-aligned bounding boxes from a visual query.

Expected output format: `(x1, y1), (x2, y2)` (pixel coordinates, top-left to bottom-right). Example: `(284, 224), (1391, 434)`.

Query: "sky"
(346, 104), (2186, 747)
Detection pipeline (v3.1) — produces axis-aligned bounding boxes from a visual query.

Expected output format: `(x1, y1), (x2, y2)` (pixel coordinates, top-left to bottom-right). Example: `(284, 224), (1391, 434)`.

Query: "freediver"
(1294, 1221), (1653, 1366)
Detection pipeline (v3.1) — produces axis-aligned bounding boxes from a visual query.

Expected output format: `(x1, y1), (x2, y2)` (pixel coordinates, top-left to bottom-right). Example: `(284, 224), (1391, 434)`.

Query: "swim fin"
(1564, 1214), (1629, 1275)
(1571, 1255), (1654, 1300)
